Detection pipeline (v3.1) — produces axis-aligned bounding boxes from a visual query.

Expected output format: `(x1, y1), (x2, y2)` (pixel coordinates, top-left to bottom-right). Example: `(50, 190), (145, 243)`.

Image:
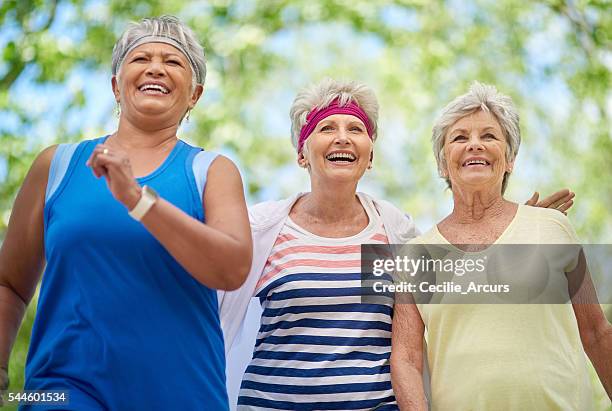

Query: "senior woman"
(0, 16), (251, 410)
(218, 79), (574, 410)
(391, 82), (611, 410)
(220, 79), (415, 410)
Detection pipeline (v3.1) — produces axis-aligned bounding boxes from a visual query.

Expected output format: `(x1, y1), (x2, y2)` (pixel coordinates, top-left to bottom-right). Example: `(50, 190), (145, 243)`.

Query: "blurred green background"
(1, 0), (611, 409)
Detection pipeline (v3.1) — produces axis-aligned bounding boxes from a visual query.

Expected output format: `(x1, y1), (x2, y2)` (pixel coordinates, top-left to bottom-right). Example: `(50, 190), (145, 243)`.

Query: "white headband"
(114, 34), (201, 84)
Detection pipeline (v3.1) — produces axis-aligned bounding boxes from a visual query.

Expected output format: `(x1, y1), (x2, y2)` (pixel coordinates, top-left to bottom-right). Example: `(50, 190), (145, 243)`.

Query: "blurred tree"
(0, 0), (610, 407)
(1, 0), (610, 238)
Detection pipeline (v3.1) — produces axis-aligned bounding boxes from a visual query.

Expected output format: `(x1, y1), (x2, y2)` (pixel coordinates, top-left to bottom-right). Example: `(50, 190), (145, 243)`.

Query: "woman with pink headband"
(219, 78), (573, 410)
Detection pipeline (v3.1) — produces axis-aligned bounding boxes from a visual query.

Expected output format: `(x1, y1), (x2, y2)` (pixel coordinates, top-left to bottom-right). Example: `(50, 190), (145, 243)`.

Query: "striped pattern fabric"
(238, 196), (397, 410)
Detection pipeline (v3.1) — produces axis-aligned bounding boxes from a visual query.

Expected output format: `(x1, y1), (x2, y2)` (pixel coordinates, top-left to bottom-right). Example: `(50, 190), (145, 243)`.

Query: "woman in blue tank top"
(0, 16), (252, 410)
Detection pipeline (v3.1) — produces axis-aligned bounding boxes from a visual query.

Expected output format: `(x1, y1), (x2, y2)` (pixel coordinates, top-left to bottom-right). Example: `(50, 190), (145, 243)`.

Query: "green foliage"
(1, 1), (610, 237)
(0, 0), (611, 408)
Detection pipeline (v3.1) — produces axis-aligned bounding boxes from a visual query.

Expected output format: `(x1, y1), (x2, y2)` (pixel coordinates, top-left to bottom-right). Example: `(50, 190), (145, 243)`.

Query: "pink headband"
(297, 99), (374, 153)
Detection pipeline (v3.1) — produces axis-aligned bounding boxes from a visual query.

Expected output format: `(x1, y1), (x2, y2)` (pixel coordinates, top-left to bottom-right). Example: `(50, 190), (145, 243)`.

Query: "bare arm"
(88, 145), (252, 291)
(140, 156), (252, 290)
(568, 250), (612, 399)
(391, 300), (428, 410)
(0, 146), (56, 386)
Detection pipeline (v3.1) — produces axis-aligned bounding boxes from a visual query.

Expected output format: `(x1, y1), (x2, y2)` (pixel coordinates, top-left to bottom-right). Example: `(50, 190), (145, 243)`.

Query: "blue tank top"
(24, 136), (228, 410)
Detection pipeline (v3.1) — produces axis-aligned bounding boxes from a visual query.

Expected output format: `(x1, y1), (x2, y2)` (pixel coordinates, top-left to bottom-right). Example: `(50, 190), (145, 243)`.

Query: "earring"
(115, 102), (121, 117)
(186, 109), (191, 122)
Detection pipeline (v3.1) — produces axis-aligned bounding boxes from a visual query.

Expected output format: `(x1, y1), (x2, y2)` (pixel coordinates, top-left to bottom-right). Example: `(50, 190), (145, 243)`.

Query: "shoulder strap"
(192, 150), (219, 201)
(46, 143), (79, 202)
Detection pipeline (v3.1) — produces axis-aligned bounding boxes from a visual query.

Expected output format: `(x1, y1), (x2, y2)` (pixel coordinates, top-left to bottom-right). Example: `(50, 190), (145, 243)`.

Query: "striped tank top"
(238, 194), (397, 410)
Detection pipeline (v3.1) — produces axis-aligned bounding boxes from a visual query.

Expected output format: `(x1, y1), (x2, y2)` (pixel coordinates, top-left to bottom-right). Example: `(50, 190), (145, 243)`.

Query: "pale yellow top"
(412, 204), (594, 411)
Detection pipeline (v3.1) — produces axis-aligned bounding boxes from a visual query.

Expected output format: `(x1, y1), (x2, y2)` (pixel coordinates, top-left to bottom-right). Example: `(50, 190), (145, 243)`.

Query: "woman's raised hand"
(86, 144), (142, 210)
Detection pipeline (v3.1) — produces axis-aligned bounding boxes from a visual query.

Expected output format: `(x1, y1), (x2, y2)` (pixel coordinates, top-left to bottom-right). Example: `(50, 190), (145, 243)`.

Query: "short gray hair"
(289, 78), (379, 151)
(432, 81), (521, 193)
(111, 15), (206, 89)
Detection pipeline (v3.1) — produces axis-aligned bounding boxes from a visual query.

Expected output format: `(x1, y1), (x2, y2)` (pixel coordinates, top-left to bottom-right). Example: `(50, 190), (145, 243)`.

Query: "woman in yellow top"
(390, 82), (611, 410)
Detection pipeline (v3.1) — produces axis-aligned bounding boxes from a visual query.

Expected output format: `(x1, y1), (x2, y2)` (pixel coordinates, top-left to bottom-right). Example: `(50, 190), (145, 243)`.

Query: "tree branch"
(0, 0), (60, 90)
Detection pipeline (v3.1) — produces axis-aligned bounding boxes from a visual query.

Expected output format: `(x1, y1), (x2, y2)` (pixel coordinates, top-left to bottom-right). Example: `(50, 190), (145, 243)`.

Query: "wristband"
(128, 185), (159, 221)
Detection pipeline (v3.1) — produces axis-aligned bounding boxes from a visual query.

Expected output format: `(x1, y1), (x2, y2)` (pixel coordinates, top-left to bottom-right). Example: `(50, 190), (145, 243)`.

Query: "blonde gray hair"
(432, 81), (521, 193)
(111, 15), (206, 90)
(289, 78), (379, 151)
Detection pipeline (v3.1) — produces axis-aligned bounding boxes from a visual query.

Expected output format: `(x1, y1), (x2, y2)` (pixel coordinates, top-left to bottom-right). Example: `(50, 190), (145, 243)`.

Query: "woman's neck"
(438, 186), (519, 248)
(448, 185), (508, 224)
(300, 180), (361, 224)
(113, 117), (179, 149)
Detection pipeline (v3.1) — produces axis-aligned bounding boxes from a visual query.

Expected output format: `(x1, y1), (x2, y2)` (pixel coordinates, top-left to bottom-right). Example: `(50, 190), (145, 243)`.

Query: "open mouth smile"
(462, 159), (490, 167)
(325, 152), (357, 164)
(138, 82), (170, 95)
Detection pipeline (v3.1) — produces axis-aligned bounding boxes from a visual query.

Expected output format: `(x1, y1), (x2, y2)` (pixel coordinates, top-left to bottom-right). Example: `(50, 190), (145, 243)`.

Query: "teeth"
(139, 84), (169, 94)
(464, 160), (488, 166)
(326, 152), (356, 161)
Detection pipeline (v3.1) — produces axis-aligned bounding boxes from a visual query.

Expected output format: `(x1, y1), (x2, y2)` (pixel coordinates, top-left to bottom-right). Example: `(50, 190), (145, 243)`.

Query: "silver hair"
(431, 81), (521, 194)
(289, 78), (379, 151)
(111, 15), (206, 90)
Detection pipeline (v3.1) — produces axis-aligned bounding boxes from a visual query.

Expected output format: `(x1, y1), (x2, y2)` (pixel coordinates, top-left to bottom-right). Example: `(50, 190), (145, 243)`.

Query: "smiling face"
(112, 42), (203, 127)
(299, 114), (373, 185)
(443, 109), (513, 193)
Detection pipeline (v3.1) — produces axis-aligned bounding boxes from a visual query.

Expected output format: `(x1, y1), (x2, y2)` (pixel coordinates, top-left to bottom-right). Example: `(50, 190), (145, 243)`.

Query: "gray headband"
(113, 34), (202, 84)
